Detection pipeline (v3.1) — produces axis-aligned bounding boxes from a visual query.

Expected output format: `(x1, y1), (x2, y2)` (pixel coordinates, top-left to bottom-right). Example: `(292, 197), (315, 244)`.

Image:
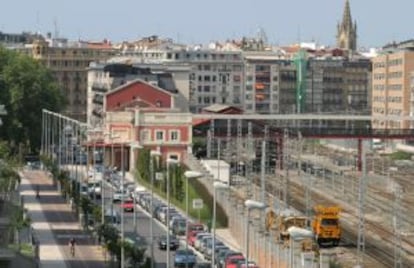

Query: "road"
(95, 180), (205, 268)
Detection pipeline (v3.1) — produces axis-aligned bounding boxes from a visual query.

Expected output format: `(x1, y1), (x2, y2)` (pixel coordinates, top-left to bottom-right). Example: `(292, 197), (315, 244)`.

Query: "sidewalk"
(20, 169), (106, 268)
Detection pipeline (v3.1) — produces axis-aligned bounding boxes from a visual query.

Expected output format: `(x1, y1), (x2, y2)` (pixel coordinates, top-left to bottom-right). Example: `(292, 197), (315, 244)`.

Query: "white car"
(112, 190), (130, 202)
(88, 181), (101, 198)
(194, 233), (211, 251)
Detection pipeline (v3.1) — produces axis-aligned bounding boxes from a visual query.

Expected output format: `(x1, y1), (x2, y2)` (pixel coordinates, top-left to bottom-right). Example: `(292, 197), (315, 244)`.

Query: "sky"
(1, 0), (413, 48)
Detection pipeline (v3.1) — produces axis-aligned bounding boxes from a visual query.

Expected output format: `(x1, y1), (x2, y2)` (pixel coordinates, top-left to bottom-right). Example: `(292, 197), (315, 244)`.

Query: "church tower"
(336, 0), (357, 51)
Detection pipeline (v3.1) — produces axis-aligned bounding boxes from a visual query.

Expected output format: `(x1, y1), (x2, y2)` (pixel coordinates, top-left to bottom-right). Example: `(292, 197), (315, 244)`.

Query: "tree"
(124, 241), (147, 268)
(0, 46), (66, 153)
(136, 149), (150, 182)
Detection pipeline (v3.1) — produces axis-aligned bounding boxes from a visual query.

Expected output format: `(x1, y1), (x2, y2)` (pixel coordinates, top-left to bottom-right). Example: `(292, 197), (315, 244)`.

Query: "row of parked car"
(133, 186), (259, 268)
(86, 165), (258, 268)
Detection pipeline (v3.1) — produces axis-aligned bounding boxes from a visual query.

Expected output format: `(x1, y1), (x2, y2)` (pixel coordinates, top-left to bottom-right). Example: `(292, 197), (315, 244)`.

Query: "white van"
(372, 139), (384, 150)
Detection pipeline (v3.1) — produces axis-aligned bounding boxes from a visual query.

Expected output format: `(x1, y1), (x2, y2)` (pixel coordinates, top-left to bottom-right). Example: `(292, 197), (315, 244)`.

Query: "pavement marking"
(56, 234), (91, 239)
(50, 223), (81, 230)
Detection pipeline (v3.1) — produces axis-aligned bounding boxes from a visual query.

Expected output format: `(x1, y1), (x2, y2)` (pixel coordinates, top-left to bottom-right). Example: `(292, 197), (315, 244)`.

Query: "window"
(233, 65), (242, 71)
(170, 130), (180, 141)
(155, 130), (165, 141)
(168, 154), (179, 161)
(140, 130), (150, 141)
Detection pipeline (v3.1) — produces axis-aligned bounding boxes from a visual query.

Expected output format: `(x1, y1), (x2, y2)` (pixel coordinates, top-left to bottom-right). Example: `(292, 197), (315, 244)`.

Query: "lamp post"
(244, 199), (266, 268)
(184, 170), (203, 267)
(166, 158), (179, 267)
(150, 150), (162, 268)
(107, 132), (120, 219)
(213, 181), (229, 268)
(287, 227), (313, 268)
(120, 142), (125, 268)
(86, 128), (102, 203)
(129, 142), (143, 239)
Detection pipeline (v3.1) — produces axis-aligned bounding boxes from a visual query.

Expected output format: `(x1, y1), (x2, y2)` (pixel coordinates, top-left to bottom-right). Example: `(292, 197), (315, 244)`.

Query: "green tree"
(136, 149), (150, 182)
(124, 241), (147, 268)
(0, 46), (66, 153)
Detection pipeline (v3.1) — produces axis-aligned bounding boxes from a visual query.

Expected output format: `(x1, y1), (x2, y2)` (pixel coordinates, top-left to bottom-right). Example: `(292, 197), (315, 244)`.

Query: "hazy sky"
(1, 0), (412, 48)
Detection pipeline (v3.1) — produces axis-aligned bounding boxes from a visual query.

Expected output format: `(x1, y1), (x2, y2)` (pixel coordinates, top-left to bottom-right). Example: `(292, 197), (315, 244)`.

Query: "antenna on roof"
(257, 26), (268, 44)
(53, 17), (59, 39)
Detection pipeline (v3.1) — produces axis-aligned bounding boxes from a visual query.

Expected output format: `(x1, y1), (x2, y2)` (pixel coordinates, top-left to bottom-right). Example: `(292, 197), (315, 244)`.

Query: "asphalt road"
(99, 181), (204, 268)
(67, 166), (205, 267)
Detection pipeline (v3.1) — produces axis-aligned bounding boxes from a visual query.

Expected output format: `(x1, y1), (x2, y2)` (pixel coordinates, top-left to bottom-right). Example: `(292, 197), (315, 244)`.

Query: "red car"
(121, 199), (134, 212)
(225, 254), (245, 268)
(188, 230), (203, 247)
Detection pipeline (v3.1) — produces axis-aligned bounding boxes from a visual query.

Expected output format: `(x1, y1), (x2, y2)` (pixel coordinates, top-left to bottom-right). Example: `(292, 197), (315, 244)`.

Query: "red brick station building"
(87, 79), (193, 171)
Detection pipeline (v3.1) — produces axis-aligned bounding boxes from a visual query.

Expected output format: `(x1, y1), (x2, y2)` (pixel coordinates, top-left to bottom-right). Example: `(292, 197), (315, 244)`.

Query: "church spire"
(341, 0), (352, 29)
(336, 0), (357, 52)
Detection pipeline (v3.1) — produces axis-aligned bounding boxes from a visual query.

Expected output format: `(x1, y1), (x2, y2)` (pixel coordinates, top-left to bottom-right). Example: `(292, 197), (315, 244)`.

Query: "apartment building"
(184, 50), (244, 112)
(0, 31), (41, 46)
(305, 56), (371, 114)
(372, 40), (414, 129)
(244, 53), (296, 114)
(107, 36), (372, 116)
(18, 37), (115, 121)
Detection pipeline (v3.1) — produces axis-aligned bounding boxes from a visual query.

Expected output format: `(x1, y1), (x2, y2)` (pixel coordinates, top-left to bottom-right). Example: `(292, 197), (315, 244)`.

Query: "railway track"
(257, 171), (414, 267)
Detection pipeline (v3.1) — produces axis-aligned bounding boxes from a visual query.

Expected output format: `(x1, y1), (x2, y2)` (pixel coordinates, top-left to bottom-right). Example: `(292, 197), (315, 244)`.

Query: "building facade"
(372, 41), (414, 129)
(305, 56), (371, 114)
(185, 50), (245, 113)
(19, 38), (115, 121)
(101, 79), (193, 169)
(244, 53), (296, 114)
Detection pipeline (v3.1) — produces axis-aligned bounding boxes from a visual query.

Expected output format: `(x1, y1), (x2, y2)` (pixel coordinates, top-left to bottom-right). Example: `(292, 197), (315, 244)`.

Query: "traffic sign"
(155, 172), (164, 181)
(192, 199), (203, 209)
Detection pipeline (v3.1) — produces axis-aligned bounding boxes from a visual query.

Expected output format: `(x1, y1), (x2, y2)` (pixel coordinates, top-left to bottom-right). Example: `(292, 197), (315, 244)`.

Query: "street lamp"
(129, 142), (143, 239)
(212, 181), (229, 268)
(63, 124), (73, 168)
(150, 150), (162, 268)
(287, 226), (313, 268)
(183, 170), (203, 265)
(120, 141), (126, 268)
(86, 127), (102, 204)
(105, 132), (120, 220)
(244, 199), (267, 268)
(166, 158), (179, 267)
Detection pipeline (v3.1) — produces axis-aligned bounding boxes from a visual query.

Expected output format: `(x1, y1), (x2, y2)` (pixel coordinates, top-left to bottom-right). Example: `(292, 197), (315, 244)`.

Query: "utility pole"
(393, 180), (403, 268)
(260, 140), (266, 205)
(247, 122), (253, 198)
(237, 119), (243, 183)
(226, 119), (232, 162)
(283, 129), (290, 209)
(207, 119), (214, 159)
(357, 140), (367, 267)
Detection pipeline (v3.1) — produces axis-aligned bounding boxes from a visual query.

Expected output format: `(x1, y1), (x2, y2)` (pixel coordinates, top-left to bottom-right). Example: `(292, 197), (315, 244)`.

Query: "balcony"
(92, 94), (104, 105)
(92, 108), (103, 118)
(91, 83), (109, 93)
